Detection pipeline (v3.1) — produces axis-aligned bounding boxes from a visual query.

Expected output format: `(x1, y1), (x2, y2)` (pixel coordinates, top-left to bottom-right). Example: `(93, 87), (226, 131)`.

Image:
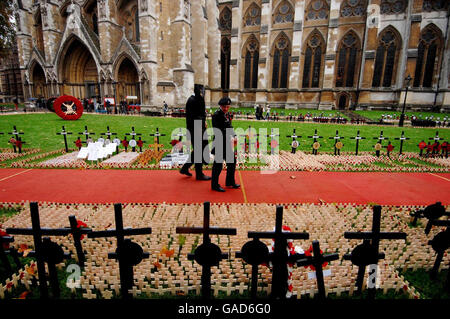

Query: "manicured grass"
(354, 110), (449, 121)
(400, 268), (450, 299)
(0, 205), (23, 223)
(209, 106), (349, 119)
(0, 113), (449, 154)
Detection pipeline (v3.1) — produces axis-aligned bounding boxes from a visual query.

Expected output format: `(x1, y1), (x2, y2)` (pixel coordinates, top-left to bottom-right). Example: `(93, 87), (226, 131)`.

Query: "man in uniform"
(179, 84), (211, 180)
(211, 97), (240, 192)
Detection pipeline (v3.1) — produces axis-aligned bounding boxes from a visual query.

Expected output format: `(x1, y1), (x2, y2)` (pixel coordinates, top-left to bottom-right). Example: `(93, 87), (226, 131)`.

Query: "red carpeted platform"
(0, 168), (448, 205)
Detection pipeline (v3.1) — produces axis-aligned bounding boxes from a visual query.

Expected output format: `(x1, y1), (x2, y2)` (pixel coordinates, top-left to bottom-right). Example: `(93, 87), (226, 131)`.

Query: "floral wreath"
(53, 95), (84, 120)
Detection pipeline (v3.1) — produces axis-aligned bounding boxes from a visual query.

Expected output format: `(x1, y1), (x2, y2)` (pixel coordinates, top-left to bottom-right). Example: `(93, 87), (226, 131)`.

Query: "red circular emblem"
(53, 95), (84, 120)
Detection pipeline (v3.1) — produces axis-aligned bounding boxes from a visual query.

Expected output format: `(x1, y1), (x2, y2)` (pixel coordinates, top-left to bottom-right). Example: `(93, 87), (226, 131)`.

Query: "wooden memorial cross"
(15, 136), (26, 154)
(267, 128), (279, 155)
(307, 129), (323, 155)
(8, 126), (24, 153)
(79, 125), (95, 143)
(149, 128), (165, 152)
(6, 202), (76, 298)
(67, 215), (92, 267)
(287, 129), (301, 154)
(350, 130), (366, 156)
(429, 131), (444, 156)
(0, 232), (22, 275)
(394, 131), (410, 155)
(429, 131), (443, 143)
(246, 126), (259, 153)
(409, 202), (450, 235)
(126, 127), (142, 152)
(87, 203), (151, 299)
(237, 205), (309, 299)
(149, 127), (166, 145)
(296, 240), (339, 299)
(176, 202), (236, 299)
(100, 126), (118, 143)
(427, 219), (450, 290)
(344, 205), (406, 299)
(329, 130), (345, 155)
(57, 126), (73, 153)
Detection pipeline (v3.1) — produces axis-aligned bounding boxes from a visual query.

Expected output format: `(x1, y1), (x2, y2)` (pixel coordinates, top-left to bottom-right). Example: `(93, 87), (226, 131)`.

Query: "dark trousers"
(181, 138), (209, 177)
(211, 160), (236, 188)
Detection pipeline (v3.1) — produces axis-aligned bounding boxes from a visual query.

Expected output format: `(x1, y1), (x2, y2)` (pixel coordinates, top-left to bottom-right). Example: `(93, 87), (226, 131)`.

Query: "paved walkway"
(0, 168), (448, 205)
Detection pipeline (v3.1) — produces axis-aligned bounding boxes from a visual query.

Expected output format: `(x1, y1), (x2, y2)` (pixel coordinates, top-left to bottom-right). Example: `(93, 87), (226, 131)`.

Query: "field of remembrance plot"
(0, 202), (448, 299)
(0, 113), (448, 154)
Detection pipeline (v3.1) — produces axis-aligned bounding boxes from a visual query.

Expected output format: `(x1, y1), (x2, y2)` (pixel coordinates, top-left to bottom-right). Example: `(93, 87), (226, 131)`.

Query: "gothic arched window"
(306, 0), (329, 21)
(219, 7), (232, 32)
(372, 28), (401, 87)
(340, 0), (367, 18)
(336, 31), (360, 87)
(423, 0), (448, 12)
(244, 3), (261, 27)
(273, 1), (294, 25)
(302, 32), (324, 88)
(413, 25), (443, 88)
(380, 0), (407, 15)
(272, 34), (290, 88)
(118, 2), (140, 43)
(221, 37), (231, 89)
(35, 12), (45, 57)
(244, 37), (259, 88)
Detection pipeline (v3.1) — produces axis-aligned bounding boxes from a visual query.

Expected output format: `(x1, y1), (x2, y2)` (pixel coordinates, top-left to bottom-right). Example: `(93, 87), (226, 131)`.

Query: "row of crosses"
(4, 202), (150, 299)
(410, 202), (450, 291)
(56, 126), (170, 153)
(1, 201), (412, 300)
(285, 129), (444, 157)
(178, 202), (406, 300)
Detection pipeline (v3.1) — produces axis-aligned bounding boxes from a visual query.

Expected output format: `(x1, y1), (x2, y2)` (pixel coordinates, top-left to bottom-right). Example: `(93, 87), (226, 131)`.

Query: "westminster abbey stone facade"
(12, 0), (450, 111)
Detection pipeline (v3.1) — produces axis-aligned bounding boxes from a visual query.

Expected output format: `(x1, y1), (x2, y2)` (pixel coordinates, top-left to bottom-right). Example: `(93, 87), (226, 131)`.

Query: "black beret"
(218, 97), (232, 106)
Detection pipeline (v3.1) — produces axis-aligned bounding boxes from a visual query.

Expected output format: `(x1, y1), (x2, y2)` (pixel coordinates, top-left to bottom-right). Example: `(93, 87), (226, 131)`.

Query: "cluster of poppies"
(10, 149), (68, 168)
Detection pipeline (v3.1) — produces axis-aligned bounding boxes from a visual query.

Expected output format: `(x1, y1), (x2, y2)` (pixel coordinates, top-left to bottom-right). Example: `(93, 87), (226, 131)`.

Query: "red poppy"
(76, 220), (88, 240)
(19, 291), (31, 299)
(170, 140), (180, 146)
(0, 230), (10, 249)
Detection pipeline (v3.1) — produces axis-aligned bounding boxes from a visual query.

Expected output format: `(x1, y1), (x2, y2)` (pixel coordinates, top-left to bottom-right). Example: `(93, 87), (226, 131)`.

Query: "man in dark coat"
(179, 84), (211, 180)
(211, 97), (240, 192)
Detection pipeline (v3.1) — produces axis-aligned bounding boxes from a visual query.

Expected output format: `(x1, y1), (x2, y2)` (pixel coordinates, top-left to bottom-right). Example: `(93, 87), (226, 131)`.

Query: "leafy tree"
(0, 0), (16, 56)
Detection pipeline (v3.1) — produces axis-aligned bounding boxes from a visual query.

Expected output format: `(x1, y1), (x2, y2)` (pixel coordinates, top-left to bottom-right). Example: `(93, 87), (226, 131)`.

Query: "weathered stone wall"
(13, 0), (450, 110)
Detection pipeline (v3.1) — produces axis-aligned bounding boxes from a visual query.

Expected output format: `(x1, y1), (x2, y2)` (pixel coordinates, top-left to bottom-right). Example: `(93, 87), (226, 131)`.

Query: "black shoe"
(226, 184), (240, 189)
(212, 186), (225, 192)
(196, 174), (211, 181)
(180, 168), (192, 176)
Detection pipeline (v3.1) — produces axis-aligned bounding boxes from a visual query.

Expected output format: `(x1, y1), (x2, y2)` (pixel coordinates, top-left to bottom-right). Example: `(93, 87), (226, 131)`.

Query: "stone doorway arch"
(59, 38), (100, 99)
(31, 62), (47, 98)
(115, 57), (140, 104)
(338, 93), (349, 110)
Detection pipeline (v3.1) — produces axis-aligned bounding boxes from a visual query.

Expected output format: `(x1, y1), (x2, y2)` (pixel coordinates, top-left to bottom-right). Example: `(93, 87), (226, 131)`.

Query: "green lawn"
(209, 106), (349, 119)
(0, 113), (449, 154)
(354, 110), (449, 121)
